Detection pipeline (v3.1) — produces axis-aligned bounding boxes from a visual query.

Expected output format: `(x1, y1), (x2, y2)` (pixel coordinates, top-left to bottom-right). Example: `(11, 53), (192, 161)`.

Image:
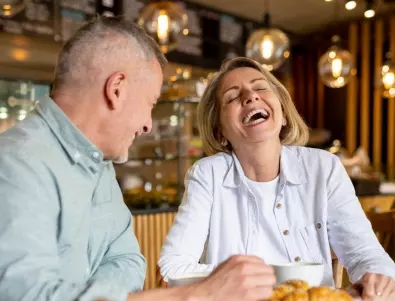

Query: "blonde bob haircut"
(197, 57), (309, 156)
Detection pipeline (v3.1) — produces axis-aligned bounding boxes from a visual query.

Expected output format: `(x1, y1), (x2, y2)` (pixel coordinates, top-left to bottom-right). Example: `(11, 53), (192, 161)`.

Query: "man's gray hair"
(52, 16), (167, 90)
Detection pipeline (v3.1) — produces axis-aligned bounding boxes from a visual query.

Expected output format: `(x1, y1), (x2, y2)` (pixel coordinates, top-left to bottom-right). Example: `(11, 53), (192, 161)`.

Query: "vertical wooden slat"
(373, 19), (384, 170)
(360, 21), (371, 152)
(307, 51), (315, 126)
(347, 23), (358, 153)
(317, 48), (325, 129)
(147, 214), (155, 289)
(388, 17), (395, 179)
(141, 214), (149, 290)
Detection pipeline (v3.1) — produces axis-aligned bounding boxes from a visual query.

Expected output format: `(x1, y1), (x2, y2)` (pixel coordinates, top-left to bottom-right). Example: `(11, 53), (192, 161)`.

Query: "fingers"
(374, 275), (389, 299)
(246, 286), (274, 301)
(362, 273), (376, 300)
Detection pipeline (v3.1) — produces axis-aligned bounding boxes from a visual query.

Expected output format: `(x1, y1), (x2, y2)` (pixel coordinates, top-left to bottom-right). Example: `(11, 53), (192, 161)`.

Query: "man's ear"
(105, 72), (126, 110)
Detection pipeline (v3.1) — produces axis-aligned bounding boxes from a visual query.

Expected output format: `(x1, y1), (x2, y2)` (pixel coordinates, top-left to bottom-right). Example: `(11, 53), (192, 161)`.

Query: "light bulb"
(261, 38), (274, 59)
(157, 10), (170, 43)
(345, 0), (356, 10)
(383, 72), (395, 89)
(364, 9), (375, 18)
(331, 58), (343, 78)
(381, 59), (395, 98)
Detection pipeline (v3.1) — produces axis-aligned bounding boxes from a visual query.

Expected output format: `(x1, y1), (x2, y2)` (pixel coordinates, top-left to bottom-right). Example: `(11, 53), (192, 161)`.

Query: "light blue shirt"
(159, 146), (395, 285)
(0, 97), (146, 301)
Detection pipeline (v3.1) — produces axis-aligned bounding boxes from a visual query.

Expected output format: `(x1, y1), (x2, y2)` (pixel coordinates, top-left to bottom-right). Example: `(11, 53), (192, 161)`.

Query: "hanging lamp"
(245, 0), (290, 71)
(138, 1), (188, 54)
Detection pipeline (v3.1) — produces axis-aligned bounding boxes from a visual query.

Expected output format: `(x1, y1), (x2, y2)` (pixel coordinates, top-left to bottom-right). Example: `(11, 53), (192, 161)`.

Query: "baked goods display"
(269, 279), (354, 301)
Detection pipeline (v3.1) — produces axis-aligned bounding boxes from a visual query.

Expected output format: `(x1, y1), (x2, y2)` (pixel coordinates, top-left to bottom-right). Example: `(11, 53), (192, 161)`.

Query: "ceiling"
(187, 0), (395, 34)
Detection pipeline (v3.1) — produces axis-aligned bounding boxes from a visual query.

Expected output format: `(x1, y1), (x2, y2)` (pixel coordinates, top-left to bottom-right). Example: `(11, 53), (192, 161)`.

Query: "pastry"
(284, 280), (310, 291)
(271, 284), (295, 299)
(307, 286), (334, 301)
(282, 289), (309, 301)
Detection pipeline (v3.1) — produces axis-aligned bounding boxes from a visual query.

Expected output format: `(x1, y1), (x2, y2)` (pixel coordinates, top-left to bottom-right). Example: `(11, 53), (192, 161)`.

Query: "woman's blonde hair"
(197, 57), (309, 156)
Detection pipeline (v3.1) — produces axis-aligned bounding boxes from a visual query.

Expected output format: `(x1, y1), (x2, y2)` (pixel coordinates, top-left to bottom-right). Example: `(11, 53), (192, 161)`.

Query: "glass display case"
(117, 97), (203, 210)
(0, 79), (50, 133)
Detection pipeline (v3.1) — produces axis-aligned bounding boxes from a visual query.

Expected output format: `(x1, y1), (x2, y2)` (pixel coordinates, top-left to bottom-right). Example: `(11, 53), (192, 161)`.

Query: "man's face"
(111, 59), (163, 164)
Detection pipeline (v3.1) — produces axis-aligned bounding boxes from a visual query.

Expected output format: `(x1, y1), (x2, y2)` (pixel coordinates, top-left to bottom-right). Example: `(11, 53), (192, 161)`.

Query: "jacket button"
(295, 256), (301, 262)
(283, 230), (289, 236)
(276, 203), (282, 209)
(316, 223), (322, 229)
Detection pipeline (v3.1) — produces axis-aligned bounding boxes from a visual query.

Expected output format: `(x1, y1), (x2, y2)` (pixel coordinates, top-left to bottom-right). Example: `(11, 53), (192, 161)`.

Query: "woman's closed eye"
(226, 94), (240, 103)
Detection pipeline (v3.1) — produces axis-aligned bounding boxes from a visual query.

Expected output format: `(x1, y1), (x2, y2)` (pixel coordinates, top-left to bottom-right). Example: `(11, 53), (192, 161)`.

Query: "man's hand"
(190, 255), (276, 301)
(349, 273), (395, 301)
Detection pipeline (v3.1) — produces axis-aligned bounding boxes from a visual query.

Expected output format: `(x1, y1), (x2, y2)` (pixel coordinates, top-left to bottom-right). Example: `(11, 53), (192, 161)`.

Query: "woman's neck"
(234, 139), (282, 182)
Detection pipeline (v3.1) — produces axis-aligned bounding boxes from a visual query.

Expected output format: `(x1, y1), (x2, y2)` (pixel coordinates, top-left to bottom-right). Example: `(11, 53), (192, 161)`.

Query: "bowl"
(167, 271), (211, 287)
(272, 263), (325, 287)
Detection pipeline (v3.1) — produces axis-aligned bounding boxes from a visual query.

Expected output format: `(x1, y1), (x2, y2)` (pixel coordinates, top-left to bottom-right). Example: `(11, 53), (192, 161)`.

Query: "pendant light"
(0, 0), (25, 17)
(318, 35), (354, 88)
(138, 1), (188, 54)
(245, 0), (290, 71)
(381, 52), (395, 98)
(318, 1), (355, 88)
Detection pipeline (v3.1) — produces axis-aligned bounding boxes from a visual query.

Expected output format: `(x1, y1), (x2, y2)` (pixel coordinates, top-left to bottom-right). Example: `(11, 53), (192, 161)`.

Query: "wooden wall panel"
(134, 211), (177, 290)
(360, 21), (371, 152)
(346, 22), (358, 154)
(388, 17), (395, 179)
(373, 20), (384, 168)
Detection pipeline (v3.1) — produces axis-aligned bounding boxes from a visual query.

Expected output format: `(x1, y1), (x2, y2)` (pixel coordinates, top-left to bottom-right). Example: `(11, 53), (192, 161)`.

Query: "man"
(0, 17), (275, 301)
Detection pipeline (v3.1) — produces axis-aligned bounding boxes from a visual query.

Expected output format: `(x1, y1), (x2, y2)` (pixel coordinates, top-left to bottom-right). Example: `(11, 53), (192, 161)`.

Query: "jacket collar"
(223, 146), (307, 188)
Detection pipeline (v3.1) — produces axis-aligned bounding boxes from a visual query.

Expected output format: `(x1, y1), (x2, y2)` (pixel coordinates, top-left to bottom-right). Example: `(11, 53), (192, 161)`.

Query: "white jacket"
(158, 146), (395, 286)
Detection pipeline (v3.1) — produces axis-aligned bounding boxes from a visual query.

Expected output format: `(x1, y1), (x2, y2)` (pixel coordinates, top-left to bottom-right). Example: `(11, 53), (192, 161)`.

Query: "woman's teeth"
(242, 109), (269, 125)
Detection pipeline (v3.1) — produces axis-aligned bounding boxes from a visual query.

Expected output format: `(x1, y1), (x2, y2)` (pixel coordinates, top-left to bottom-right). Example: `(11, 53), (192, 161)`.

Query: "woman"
(158, 57), (395, 299)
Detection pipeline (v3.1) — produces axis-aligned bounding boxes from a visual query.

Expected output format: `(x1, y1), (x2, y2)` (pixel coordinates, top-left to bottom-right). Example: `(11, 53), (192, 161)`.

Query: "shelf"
(157, 97), (200, 104)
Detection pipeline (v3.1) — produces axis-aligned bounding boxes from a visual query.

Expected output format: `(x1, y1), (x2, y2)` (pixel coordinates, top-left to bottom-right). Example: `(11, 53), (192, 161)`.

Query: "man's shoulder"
(0, 114), (54, 157)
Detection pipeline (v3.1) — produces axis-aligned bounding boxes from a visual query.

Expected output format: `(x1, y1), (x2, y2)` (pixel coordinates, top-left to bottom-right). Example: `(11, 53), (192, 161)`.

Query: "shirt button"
(316, 223), (322, 229)
(276, 203), (282, 209)
(295, 256), (301, 262)
(283, 230), (289, 236)
(92, 151), (100, 159)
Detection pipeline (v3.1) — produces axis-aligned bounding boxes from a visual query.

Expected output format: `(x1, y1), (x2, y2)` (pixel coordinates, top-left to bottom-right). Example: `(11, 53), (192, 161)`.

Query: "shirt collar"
(223, 145), (307, 187)
(35, 97), (103, 165)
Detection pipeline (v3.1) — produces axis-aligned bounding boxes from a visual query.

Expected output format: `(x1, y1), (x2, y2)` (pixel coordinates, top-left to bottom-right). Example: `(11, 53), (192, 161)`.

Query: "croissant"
(269, 279), (354, 301)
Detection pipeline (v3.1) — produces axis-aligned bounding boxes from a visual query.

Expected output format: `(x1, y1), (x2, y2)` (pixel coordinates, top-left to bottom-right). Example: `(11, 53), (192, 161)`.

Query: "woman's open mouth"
(242, 109), (270, 126)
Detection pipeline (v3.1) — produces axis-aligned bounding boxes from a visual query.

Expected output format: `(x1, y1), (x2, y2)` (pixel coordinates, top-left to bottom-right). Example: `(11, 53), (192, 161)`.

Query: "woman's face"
(217, 67), (283, 149)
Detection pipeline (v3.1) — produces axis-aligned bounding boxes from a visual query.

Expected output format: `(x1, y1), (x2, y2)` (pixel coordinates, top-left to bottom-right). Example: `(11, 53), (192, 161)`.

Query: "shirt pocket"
(299, 222), (324, 263)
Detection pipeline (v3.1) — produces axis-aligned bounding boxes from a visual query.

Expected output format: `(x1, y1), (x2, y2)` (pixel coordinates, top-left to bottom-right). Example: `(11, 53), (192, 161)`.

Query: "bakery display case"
(117, 66), (212, 210)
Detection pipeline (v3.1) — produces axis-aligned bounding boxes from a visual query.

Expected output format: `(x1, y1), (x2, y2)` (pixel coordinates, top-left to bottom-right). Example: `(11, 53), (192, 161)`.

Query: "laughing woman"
(158, 57), (395, 299)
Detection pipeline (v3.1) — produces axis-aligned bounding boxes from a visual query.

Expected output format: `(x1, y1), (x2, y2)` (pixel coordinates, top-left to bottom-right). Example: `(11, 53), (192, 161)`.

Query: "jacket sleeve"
(158, 161), (216, 281)
(327, 155), (395, 283)
(0, 151), (129, 301)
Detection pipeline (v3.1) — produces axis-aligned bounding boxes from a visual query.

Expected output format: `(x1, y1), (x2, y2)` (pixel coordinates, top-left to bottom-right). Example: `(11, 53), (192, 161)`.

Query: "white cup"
(167, 271), (211, 287)
(272, 263), (325, 287)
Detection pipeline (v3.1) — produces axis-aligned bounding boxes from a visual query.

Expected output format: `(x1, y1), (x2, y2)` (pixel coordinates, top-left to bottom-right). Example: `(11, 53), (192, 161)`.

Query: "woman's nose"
(242, 92), (260, 106)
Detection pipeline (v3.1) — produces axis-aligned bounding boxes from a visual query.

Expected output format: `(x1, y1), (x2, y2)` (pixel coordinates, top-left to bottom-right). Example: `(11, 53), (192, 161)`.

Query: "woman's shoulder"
(193, 152), (232, 168)
(285, 145), (341, 173)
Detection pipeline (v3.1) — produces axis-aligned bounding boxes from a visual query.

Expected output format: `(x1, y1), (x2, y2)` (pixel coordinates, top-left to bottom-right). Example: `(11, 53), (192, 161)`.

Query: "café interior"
(1, 0), (395, 292)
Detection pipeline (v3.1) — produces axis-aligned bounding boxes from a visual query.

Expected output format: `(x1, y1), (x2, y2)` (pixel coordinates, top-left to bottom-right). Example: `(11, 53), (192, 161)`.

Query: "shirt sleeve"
(0, 150), (129, 301)
(326, 155), (395, 283)
(158, 161), (216, 281)
(89, 206), (146, 292)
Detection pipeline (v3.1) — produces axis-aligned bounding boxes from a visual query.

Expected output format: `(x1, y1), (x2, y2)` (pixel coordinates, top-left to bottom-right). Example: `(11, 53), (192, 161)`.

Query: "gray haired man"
(0, 17), (275, 301)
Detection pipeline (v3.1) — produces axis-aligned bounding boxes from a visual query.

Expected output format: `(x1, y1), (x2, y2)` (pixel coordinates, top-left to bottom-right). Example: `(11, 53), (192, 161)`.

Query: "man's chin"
(112, 156), (128, 165)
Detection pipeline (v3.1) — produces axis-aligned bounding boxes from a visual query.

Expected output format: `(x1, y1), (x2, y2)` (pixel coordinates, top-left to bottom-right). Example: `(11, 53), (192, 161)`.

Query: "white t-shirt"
(244, 176), (290, 264)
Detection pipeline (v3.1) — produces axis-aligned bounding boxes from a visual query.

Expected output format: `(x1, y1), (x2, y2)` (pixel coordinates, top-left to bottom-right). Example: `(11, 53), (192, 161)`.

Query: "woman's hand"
(350, 273), (395, 300)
